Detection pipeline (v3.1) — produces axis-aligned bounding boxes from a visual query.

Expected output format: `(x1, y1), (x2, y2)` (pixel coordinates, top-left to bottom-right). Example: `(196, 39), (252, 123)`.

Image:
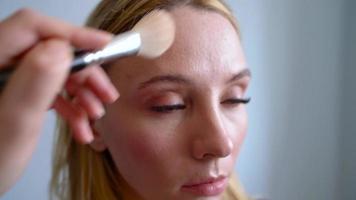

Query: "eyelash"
(151, 104), (186, 113)
(222, 97), (251, 105)
(150, 97), (251, 113)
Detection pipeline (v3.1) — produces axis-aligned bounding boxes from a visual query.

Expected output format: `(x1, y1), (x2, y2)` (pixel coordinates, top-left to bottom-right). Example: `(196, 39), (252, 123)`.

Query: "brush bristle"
(132, 10), (175, 58)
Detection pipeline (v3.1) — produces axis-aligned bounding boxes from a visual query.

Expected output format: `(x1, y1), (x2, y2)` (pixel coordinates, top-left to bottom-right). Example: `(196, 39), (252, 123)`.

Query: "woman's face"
(94, 6), (250, 200)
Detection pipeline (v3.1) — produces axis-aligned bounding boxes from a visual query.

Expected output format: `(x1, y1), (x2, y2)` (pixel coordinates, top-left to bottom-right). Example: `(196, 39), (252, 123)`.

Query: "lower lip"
(181, 177), (228, 196)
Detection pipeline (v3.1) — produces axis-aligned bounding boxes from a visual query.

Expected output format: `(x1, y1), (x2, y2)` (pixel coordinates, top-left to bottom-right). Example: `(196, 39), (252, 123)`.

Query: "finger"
(76, 88), (105, 120)
(52, 96), (93, 144)
(64, 77), (80, 96)
(67, 65), (119, 103)
(0, 39), (71, 117)
(0, 8), (112, 66)
(86, 67), (120, 103)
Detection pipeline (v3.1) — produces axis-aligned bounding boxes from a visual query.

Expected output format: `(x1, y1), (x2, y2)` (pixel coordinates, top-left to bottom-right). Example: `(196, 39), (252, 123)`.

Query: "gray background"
(0, 0), (355, 199)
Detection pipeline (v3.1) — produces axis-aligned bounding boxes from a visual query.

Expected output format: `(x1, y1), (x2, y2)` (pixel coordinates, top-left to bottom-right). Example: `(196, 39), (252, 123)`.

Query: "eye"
(150, 104), (186, 113)
(222, 97), (251, 105)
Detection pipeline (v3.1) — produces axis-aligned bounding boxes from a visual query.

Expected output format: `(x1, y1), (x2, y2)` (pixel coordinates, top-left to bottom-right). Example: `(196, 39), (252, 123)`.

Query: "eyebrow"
(138, 74), (191, 90)
(227, 68), (251, 83)
(138, 68), (251, 90)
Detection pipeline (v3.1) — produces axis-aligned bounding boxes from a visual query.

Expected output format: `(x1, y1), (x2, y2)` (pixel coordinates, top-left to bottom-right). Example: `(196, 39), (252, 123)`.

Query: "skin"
(0, 9), (118, 195)
(94, 6), (250, 200)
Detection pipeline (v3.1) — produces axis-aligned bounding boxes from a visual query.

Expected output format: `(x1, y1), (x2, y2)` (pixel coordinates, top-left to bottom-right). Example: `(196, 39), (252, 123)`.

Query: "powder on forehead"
(156, 6), (243, 73)
(160, 5), (241, 61)
(170, 5), (238, 46)
(107, 5), (244, 84)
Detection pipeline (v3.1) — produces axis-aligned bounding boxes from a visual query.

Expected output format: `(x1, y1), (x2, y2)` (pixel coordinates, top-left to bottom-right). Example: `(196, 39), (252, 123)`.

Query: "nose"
(191, 106), (234, 160)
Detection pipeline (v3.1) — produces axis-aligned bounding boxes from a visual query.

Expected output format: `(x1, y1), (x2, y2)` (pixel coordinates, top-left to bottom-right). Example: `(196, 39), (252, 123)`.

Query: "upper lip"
(182, 175), (227, 187)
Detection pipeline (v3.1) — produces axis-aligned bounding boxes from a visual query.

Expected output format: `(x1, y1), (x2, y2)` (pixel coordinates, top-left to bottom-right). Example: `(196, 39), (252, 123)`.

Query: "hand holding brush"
(0, 8), (175, 195)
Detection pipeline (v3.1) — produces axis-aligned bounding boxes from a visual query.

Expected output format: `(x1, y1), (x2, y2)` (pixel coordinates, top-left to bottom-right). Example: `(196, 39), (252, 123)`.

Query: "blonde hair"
(51, 0), (248, 199)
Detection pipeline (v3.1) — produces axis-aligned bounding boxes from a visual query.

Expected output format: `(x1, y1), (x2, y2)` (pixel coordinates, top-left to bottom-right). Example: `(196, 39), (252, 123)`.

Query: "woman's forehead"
(168, 6), (242, 60)
(108, 6), (246, 86)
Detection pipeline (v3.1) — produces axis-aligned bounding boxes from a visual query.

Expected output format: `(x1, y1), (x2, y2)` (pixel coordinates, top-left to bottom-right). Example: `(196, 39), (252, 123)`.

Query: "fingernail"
(81, 123), (94, 143)
(95, 106), (106, 119)
(109, 87), (120, 102)
(84, 132), (94, 144)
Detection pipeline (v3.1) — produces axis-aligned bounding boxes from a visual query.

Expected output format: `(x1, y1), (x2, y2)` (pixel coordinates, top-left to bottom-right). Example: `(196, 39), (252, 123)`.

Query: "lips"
(181, 176), (228, 196)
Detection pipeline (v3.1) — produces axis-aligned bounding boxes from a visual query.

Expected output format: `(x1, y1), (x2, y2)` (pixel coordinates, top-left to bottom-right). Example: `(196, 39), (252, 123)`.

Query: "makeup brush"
(0, 9), (175, 91)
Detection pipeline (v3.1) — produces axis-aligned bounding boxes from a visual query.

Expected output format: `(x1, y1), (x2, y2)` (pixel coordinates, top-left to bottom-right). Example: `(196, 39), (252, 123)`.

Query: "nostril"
(192, 134), (234, 160)
(223, 139), (234, 157)
(213, 137), (234, 158)
(190, 107), (235, 160)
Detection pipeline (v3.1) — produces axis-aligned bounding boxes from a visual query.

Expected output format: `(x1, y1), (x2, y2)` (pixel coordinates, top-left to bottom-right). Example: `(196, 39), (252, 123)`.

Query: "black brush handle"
(0, 50), (90, 93)
(70, 50), (90, 72)
(0, 67), (15, 92)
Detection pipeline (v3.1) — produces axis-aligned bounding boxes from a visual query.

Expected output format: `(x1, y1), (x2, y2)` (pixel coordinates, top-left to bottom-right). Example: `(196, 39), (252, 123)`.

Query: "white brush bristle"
(132, 10), (175, 58)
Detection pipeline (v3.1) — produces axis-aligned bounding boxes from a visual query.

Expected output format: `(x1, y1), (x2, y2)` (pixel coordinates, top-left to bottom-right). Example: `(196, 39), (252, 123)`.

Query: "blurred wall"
(0, 1), (355, 200)
(339, 0), (356, 199)
(229, 0), (351, 199)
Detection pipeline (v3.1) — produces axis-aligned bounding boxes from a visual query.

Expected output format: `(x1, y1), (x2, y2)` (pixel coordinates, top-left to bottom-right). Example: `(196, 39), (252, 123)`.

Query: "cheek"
(104, 120), (162, 171)
(230, 108), (248, 157)
(101, 105), (154, 160)
(121, 131), (164, 165)
(100, 109), (176, 184)
(102, 113), (184, 199)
